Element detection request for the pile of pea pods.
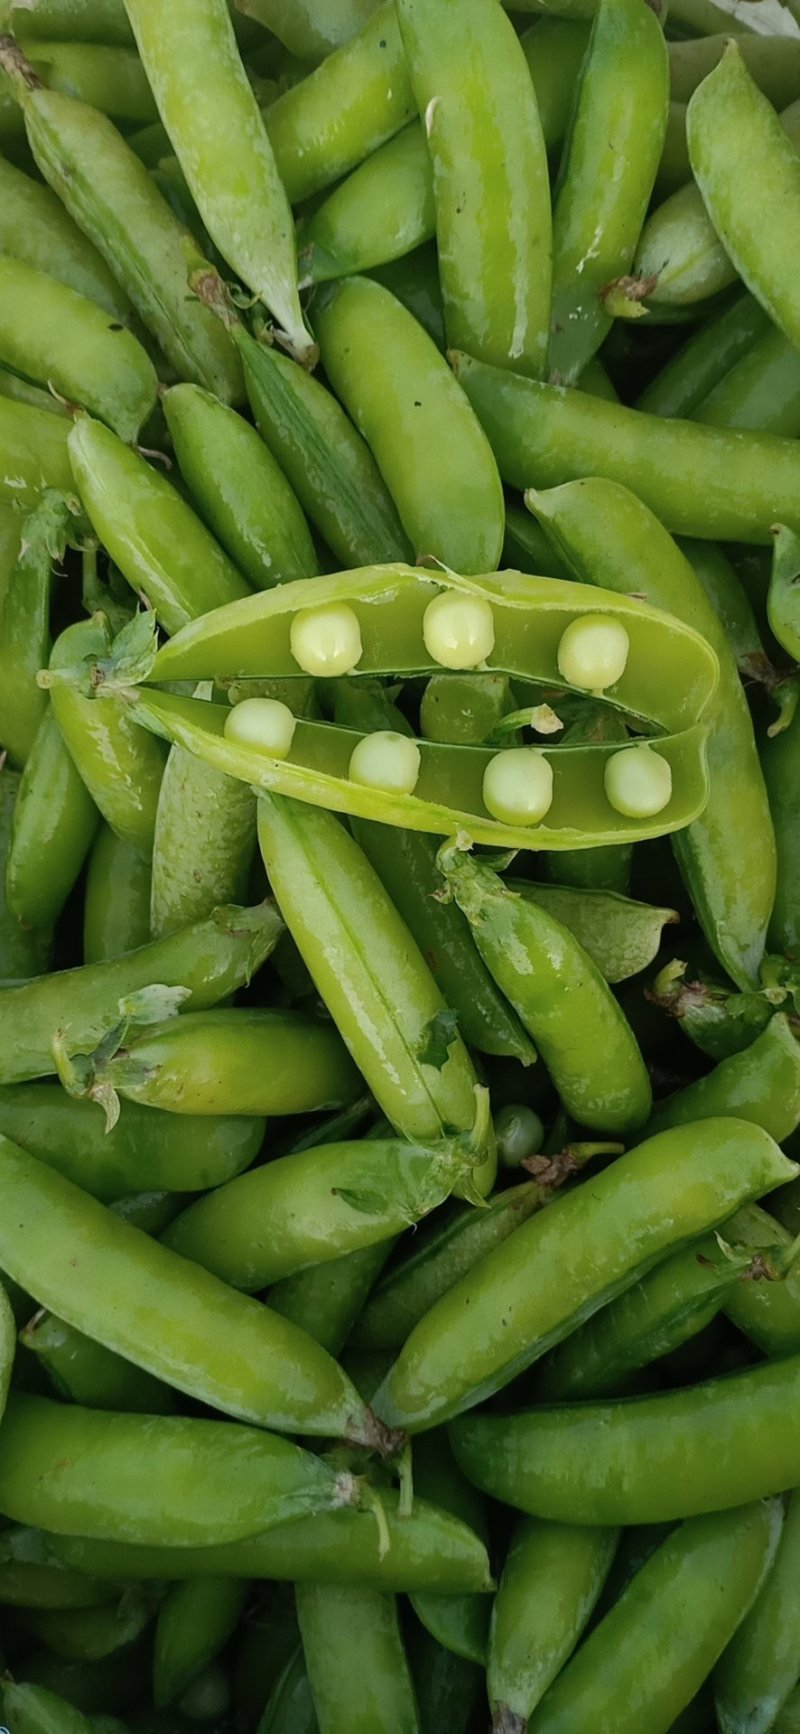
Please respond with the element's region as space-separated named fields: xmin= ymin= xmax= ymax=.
xmin=4 ymin=0 xmax=800 ymax=1729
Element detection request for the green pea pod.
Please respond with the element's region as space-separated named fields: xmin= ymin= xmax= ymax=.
xmin=488 ymin=1520 xmax=618 ymax=1731
xmin=670 ymin=34 xmax=800 ymax=108
xmin=0 ymin=1080 xmax=263 ymax=1197
xmin=151 ymin=686 xmax=257 ymax=940
xmin=767 ymin=526 xmax=800 ymax=664
xmin=67 ymin=421 xmax=250 ymax=637
xmin=373 ymin=1120 xmax=796 ymax=1433
xmin=124 ymin=0 xmax=313 ymax=363
xmin=297 ymin=1584 xmax=418 ymax=1734
xmin=84 ymin=826 xmax=151 ymax=963
xmin=163 ymin=385 xmax=318 ymax=592
xmin=409 ymin=1430 xmax=490 ymax=1667
xmin=369 ymin=244 xmax=445 ymax=350
xmin=695 ymin=328 xmax=800 ymax=438
xmin=20 ymin=1310 xmax=176 ymax=1414
xmin=654 ymin=99 xmax=690 ymax=201
xmin=12 ymin=1643 xmax=150 ymax=1717
xmin=397 ymin=0 xmax=551 ymax=379
xmin=0 ymin=763 xmax=52 ymax=980
xmin=0 ymin=154 xmax=130 ymax=317
xmin=301 ymin=125 xmax=433 ymax=286
xmin=0 ymin=1392 xmax=358 ymax=1545
xmin=502 ymin=504 xmax=573 ymax=581
xmin=763 ymin=707 xmax=800 ymax=959
xmin=410 ymin=1625 xmax=482 ymax=1734
xmin=0 ymin=396 xmax=73 ymax=507
xmin=721 ymin=1203 xmax=800 ymax=1360
xmin=154 ymin=1577 xmax=247 ymax=1708
xmin=19 ymin=1588 xmax=158 ymax=1661
xmin=0 ymin=54 xmax=244 ymax=402
xmin=549 ymin=0 xmax=668 ymax=382
xmin=714 ymin=1488 xmax=800 ymax=1734
xmin=48 ymin=1490 xmax=493 ymax=1592
xmin=513 ymin=883 xmax=677 ymax=984
xmin=256 ymin=1645 xmax=317 ymax=1734
xmin=19 ymin=37 xmax=156 ymax=124
xmin=681 ymin=537 xmax=798 ymax=739
xmin=418 ymin=670 xmax=516 ymax=745
xmin=238 ymin=0 xmax=378 ymax=60
xmin=453 ymin=350 xmax=800 ymax=546
xmin=269 ymin=1240 xmax=395 ymax=1356
xmin=315 ymin=275 xmax=504 ymax=572
xmin=0 ymin=490 xmax=71 ymax=768
xmin=519 ymin=18 xmax=589 ymax=153
xmin=0 ymin=1278 xmax=13 ymax=1423
xmin=3 ymin=0 xmax=134 ymax=44
xmin=439 ymin=844 xmax=652 ymax=1134
xmin=108 ymin=1189 xmax=187 ymax=1236
xmin=1 ymin=1682 xmax=109 ymax=1734
xmin=0 ymin=1528 xmax=113 ymax=1611
xmin=0 ymin=1137 xmax=384 ymax=1445
xmin=451 ymin=1358 xmax=800 ymax=1525
xmin=0 ymin=897 xmax=282 ymax=1084
xmin=8 ymin=707 xmax=99 ymax=935
xmin=646 ymin=1016 xmax=800 ymax=1144
xmin=636 ymin=295 xmax=770 ymax=420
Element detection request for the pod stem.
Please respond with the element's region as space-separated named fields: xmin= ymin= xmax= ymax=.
xmin=523 ymin=1142 xmax=623 ymax=1192
xmin=0 ymin=33 xmax=42 ymax=97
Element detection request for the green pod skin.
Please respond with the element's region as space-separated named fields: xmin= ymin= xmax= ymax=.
xmin=264 ymin=3 xmax=414 ymax=205
xmin=20 ymin=1310 xmax=176 ymax=1414
xmin=450 ymin=1358 xmax=800 ymax=1526
xmin=0 ymin=257 xmax=156 ymax=442
xmin=1 ymin=1682 xmax=108 ymax=1734
xmin=163 ymin=385 xmax=318 ymax=592
xmin=0 ymin=897 xmax=282 ymax=1084
xmin=164 ymin=1134 xmax=475 ymax=1289
xmin=19 ymin=39 xmax=156 ymax=128
xmin=409 ymin=1430 xmax=490 ymax=1667
xmin=154 ymin=1577 xmax=247 ymax=1708
xmin=301 ymin=124 xmax=435 ymax=285
xmin=0 ymin=1528 xmax=113 ymax=1610
xmin=0 ymin=395 xmax=72 ymax=506
xmin=549 ymin=0 xmax=668 ymax=383
xmin=519 ymin=19 xmax=589 ymax=154
xmin=48 ymin=1491 xmax=494 ymax=1593
xmin=269 ymin=1239 xmax=395 ymax=1356
xmin=0 ymin=1392 xmax=354 ymax=1546
xmin=654 ymin=100 xmax=690 ymax=202
xmin=0 ymin=1137 xmax=380 ymax=1444
xmin=68 ymin=419 xmax=250 ymax=638
xmin=6 ymin=74 xmax=244 ymax=402
xmin=238 ymin=324 xmax=411 ymax=569
xmin=763 ymin=707 xmax=800 ymax=959
xmin=695 ymin=326 xmax=800 ymax=438
xmin=369 ymin=244 xmax=445 ymax=350
xmin=527 ymin=477 xmax=774 ymax=988
xmin=513 ymin=882 xmax=676 ymax=985
xmin=6 ymin=709 xmax=98 ymax=933
xmin=768 ymin=525 xmax=800 ymax=666
xmin=721 ymin=1203 xmax=800 ymax=1360
xmin=238 ymin=0 xmax=378 ymax=61
xmin=0 ymin=1082 xmax=263 ymax=1198
xmin=19 ymin=1590 xmax=158 ymax=1661
xmin=257 ymin=1646 xmax=319 ymax=1734
xmin=488 ymin=1520 xmax=619 ymax=1731
xmin=373 ymin=1120 xmax=796 ymax=1434
xmin=257 ymin=794 xmax=494 ymax=1188
xmin=0 ymin=1278 xmax=13 ymax=1424
xmin=297 ymin=1584 xmax=419 ymax=1734
xmin=502 ymin=504 xmax=573 ymax=580
xmin=418 ymin=670 xmax=515 ymax=745
xmin=3 ymin=0 xmax=134 ymax=43
xmin=0 ymin=154 xmax=130 ymax=318
xmin=440 ymin=846 xmax=652 ymax=1135
xmin=453 ymin=350 xmax=800 ymax=547
xmin=524 ymin=1505 xmax=782 ymax=1734
xmin=397 ymin=0 xmax=551 ymax=379
xmin=123 ymin=0 xmax=312 ymax=363
xmin=0 ymin=489 xmax=67 ymax=769
xmin=151 ymin=692 xmax=256 ymax=940
xmin=0 ymin=765 xmax=52 ymax=979
xmin=48 ymin=619 xmax=165 ymax=859
xmin=314 ymin=275 xmax=504 ymax=572
xmin=669 ymin=35 xmax=800 ymax=108
xmin=410 ymin=1626 xmax=482 ymax=1734
xmin=688 ymin=53 xmax=800 ymax=353
xmin=84 ymin=825 xmax=151 ymax=964
xmin=108 ymin=1189 xmax=187 ymax=1235
xmin=0 ymin=368 xmax=72 ymax=418
xmin=646 ymin=1015 xmax=800 ymax=1144
xmin=636 ymin=295 xmax=770 ymax=420
xmin=82 ymin=1006 xmax=363 ymax=1119
xmin=678 ymin=538 xmax=797 ymax=738
xmin=715 ymin=1489 xmax=800 ymax=1734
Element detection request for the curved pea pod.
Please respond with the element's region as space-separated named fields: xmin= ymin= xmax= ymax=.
xmin=518 ymin=18 xmax=589 ymax=153
xmin=6 ymin=708 xmax=99 ymax=933
xmin=256 ymin=1645 xmax=317 ymax=1734
xmin=0 ymin=763 xmax=52 ymax=979
xmin=315 ymin=275 xmax=504 ymax=572
xmin=513 ymin=882 xmax=677 ymax=984
xmin=0 ymin=897 xmax=282 ymax=1084
xmin=238 ymin=0 xmax=378 ymax=60
xmin=409 ymin=1430 xmax=490 ymax=1667
xmin=681 ymin=536 xmax=799 ymax=739
xmin=0 ymin=490 xmax=69 ymax=769
xmin=18 ymin=36 xmax=155 ymax=122
xmin=297 ymin=1584 xmax=418 ymax=1734
xmin=0 ymin=154 xmax=130 ymax=318
xmin=163 ymin=385 xmax=318 ymax=593
xmin=151 ymin=686 xmax=256 ymax=941
xmin=453 ymin=351 xmax=800 ymax=547
xmin=714 ymin=1488 xmax=800 ymax=1734
xmin=373 ymin=1120 xmax=797 ymax=1434
xmin=20 ymin=1310 xmax=176 ymax=1414
xmin=0 ymin=1392 xmax=358 ymax=1546
xmin=763 ymin=709 xmax=800 ymax=960
xmin=439 ymin=844 xmax=652 ymax=1134
xmin=0 ymin=1137 xmax=386 ymax=1445
xmin=549 ymin=0 xmax=668 ymax=382
xmin=397 ymin=0 xmax=551 ymax=379
xmin=646 ymin=1015 xmax=800 ymax=1144
xmin=19 ymin=1587 xmax=158 ymax=1661
xmin=154 ymin=1577 xmax=247 ymax=1708
xmin=369 ymin=244 xmax=445 ymax=350
xmin=0 ymin=1527 xmax=114 ymax=1611
xmin=528 ymin=477 xmax=774 ymax=989
xmin=301 ymin=125 xmax=434 ymax=286
xmin=636 ymin=295 xmax=770 ymax=421
xmin=124 ymin=0 xmax=312 ymax=363
xmin=84 ymin=826 xmax=151 ymax=963
xmin=695 ymin=328 xmax=800 ymax=439
xmin=767 ymin=525 xmax=800 ymax=665
xmin=488 ymin=1521 xmax=618 ymax=1731
xmin=1 ymin=1682 xmax=114 ymax=1734
xmin=0 ymin=396 xmax=72 ymax=506
xmin=670 ymin=34 xmax=800 ymax=108
xmin=3 ymin=0 xmax=134 ymax=45
xmin=269 ymin=1239 xmax=395 ymax=1357
xmin=720 ymin=1203 xmax=800 ymax=1359
xmin=48 ymin=1490 xmax=494 ymax=1593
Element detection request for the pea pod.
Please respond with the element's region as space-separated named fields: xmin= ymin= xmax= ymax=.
xmin=763 ymin=707 xmax=800 ymax=960
xmin=669 ymin=34 xmax=800 ymax=108
xmin=20 ymin=1310 xmax=176 ymax=1414
xmin=409 ymin=1429 xmax=490 ymax=1667
xmin=514 ymin=882 xmax=676 ymax=984
xmin=681 ymin=537 xmax=798 ymax=739
xmin=151 ymin=686 xmax=256 ymax=940
xmin=646 ymin=1016 xmax=800 ymax=1144
xmin=714 ymin=1488 xmax=800 ymax=1734
xmin=84 ymin=826 xmax=151 ymax=963
xmin=0 ymin=396 xmax=72 ymax=507
xmin=124 ymin=0 xmax=313 ymax=362
xmin=695 ymin=328 xmax=800 ymax=439
xmin=301 ymin=125 xmax=435 ymax=286
xmin=488 ymin=1521 xmax=618 ymax=1731
xmin=439 ymin=844 xmax=652 ymax=1134
xmin=719 ymin=1203 xmax=800 ymax=1360
xmin=257 ymin=1645 xmax=317 ymax=1734
xmin=0 ymin=1393 xmax=357 ymax=1546
xmin=0 ymin=1528 xmax=113 ymax=1611
xmin=7 ymin=709 xmax=99 ymax=933
xmin=767 ymin=525 xmax=800 ymax=666
xmin=15 ymin=40 xmax=157 ymax=129
xmin=0 ymin=897 xmax=282 ymax=1084
xmin=3 ymin=0 xmax=134 ymax=44
xmin=0 ymin=153 xmax=130 ymax=318
xmin=0 ymin=489 xmax=69 ymax=769
xmin=373 ymin=1120 xmax=796 ymax=1433
xmin=0 ymin=1278 xmax=13 ymax=1423
xmin=369 ymin=245 xmax=445 ymax=350
xmin=410 ymin=1625 xmax=482 ymax=1734
xmin=269 ymin=1240 xmax=395 ymax=1357
xmin=0 ymin=762 xmax=52 ymax=980
xmin=297 ymin=1584 xmax=418 ymax=1734
xmin=154 ymin=1577 xmax=247 ymax=1708
xmin=636 ymin=294 xmax=770 ymax=420
xmin=315 ymin=276 xmax=504 ymax=572
xmin=19 ymin=1588 xmax=158 ymax=1661
xmin=238 ymin=0 xmax=378 ymax=61
xmin=1 ymin=1682 xmax=115 ymax=1734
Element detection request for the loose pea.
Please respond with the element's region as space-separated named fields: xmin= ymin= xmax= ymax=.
xmin=495 ymin=1104 xmax=545 ymax=1169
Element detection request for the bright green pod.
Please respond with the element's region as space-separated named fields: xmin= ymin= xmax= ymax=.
xmin=315 ymin=275 xmax=504 ymax=572
xmin=151 ymin=686 xmax=256 ymax=941
xmin=0 ymin=396 xmax=72 ymax=506
xmin=374 ymin=1120 xmax=796 ymax=1433
xmin=68 ymin=419 xmax=250 ymax=637
xmin=762 ymin=706 xmax=800 ymax=959
xmin=301 ymin=124 xmax=435 ymax=285
xmin=20 ymin=1310 xmax=176 ymax=1414
xmin=549 ymin=0 xmax=668 ymax=381
xmin=0 ymin=154 xmax=130 ymax=317
xmin=488 ymin=1521 xmax=618 ymax=1730
xmin=7 ymin=709 xmax=98 ymax=934
xmin=0 ymin=762 xmax=52 ymax=980
xmin=512 ymin=882 xmax=676 ymax=984
xmin=3 ymin=0 xmax=134 ymax=44
xmin=721 ymin=1203 xmax=800 ymax=1360
xmin=646 ymin=1015 xmax=800 ymax=1145
xmin=124 ymin=0 xmax=313 ymax=362
xmin=409 ymin=1429 xmax=490 ymax=1666
xmin=636 ymin=295 xmax=770 ymax=420
xmin=715 ymin=1489 xmax=800 ymax=1734
xmin=154 ymin=1577 xmax=247 ymax=1708
xmin=695 ymin=326 xmax=800 ymax=437
xmin=297 ymin=1584 xmax=419 ymax=1734
xmin=439 ymin=845 xmax=652 ymax=1135
xmin=0 ymin=897 xmax=282 ymax=1084
xmin=18 ymin=38 xmax=157 ymax=126
xmin=269 ymin=1240 xmax=395 ymax=1357
xmin=397 ymin=0 xmax=551 ymax=378
xmin=0 ymin=489 xmax=69 ymax=768
xmin=83 ymin=825 xmax=151 ymax=963
xmin=0 ymin=1392 xmax=357 ymax=1546
xmin=163 ymin=384 xmax=318 ymax=591
xmin=238 ymin=0 xmax=378 ymax=60
xmin=669 ymin=34 xmax=800 ymax=107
